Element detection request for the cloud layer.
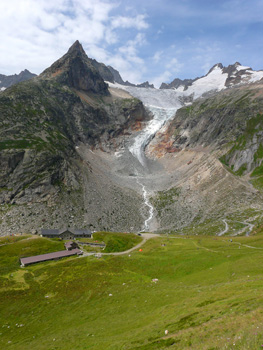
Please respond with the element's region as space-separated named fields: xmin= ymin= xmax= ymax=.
xmin=0 ymin=0 xmax=148 ymax=83
xmin=1 ymin=0 xmax=263 ymax=87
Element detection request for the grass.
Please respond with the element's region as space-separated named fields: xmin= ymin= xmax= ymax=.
xmin=151 ymin=187 xmax=180 ymax=216
xmin=93 ymin=231 xmax=142 ymax=252
xmin=2 ymin=233 xmax=263 ymax=349
xmin=250 ymin=175 xmax=263 ymax=190
xmin=178 ymin=218 xmax=225 ymax=236
xmin=219 ymin=113 xmax=263 ymax=176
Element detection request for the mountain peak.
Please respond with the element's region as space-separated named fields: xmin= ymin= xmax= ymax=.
xmin=40 ymin=41 xmax=109 ymax=94
xmin=67 ymin=40 xmax=86 ymax=56
xmin=207 ymin=63 xmax=223 ymax=75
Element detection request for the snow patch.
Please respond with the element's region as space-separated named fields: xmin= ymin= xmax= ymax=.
xmin=249 ymin=70 xmax=263 ymax=82
xmin=187 ymin=66 xmax=227 ymax=99
xmin=236 ymin=65 xmax=251 ymax=71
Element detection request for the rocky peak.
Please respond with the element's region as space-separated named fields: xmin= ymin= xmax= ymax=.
xmin=67 ymin=40 xmax=86 ymax=56
xmin=0 ymin=69 xmax=36 ymax=89
xmin=137 ymin=81 xmax=155 ymax=88
xmin=160 ymin=78 xmax=195 ymax=90
xmin=207 ymin=63 xmax=223 ymax=75
xmin=40 ymin=40 xmax=109 ymax=95
xmin=108 ymin=65 xmax=125 ymax=84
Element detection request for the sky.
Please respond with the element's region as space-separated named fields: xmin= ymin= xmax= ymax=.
xmin=0 ymin=0 xmax=263 ymax=87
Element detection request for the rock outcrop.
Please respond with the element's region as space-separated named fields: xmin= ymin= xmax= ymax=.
xmin=40 ymin=40 xmax=109 ymax=94
xmin=149 ymin=81 xmax=263 ymax=177
xmin=0 ymin=41 xmax=151 ymax=234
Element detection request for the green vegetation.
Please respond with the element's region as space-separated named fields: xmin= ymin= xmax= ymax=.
xmin=2 ymin=233 xmax=263 ymax=349
xmin=0 ymin=138 xmax=48 ymax=151
xmin=220 ymin=114 xmax=263 ymax=176
xmin=179 ymin=218 xmax=225 ymax=236
xmin=250 ymin=175 xmax=263 ymax=190
xmin=251 ymin=164 xmax=263 ymax=177
xmin=93 ymin=231 xmax=142 ymax=253
xmin=253 ymin=143 xmax=263 ymax=162
xmin=151 ymin=187 xmax=180 ymax=216
xmin=235 ymin=163 xmax=247 ymax=176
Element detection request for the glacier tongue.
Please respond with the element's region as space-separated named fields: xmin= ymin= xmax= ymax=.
xmin=108 ymin=66 xmax=230 ymax=165
xmin=106 ymin=63 xmax=263 ymax=230
xmin=119 ymin=85 xmax=185 ymax=109
xmin=129 ymin=106 xmax=178 ymax=165
xmin=119 ymin=85 xmax=184 ymax=166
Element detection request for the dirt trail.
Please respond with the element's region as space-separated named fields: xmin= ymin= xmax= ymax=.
xmin=218 ymin=219 xmax=229 ymax=236
xmin=217 ymin=218 xmax=255 ymax=237
xmin=80 ymin=233 xmax=159 ymax=258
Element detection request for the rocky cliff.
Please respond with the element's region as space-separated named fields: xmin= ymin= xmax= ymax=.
xmin=144 ymin=81 xmax=263 ymax=231
xmin=150 ymin=81 xmax=263 ymax=174
xmin=0 ymin=41 xmax=150 ymax=234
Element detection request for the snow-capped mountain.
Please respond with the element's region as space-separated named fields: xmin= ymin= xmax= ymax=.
xmin=108 ymin=62 xmax=263 ymax=107
xmin=160 ymin=62 xmax=263 ymax=97
xmin=107 ymin=61 xmax=263 ymax=169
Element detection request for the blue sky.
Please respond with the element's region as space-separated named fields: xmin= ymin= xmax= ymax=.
xmin=0 ymin=0 xmax=263 ymax=87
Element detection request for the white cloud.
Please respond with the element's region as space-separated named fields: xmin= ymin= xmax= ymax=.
xmin=0 ymin=0 xmax=148 ymax=81
xmin=119 ymin=34 xmax=145 ymax=62
xmin=166 ymin=58 xmax=179 ymax=70
xmin=151 ymin=71 xmax=173 ymax=88
xmin=152 ymin=51 xmax=163 ymax=63
xmin=111 ymin=14 xmax=148 ymax=30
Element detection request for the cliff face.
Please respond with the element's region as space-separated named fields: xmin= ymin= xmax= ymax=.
xmin=40 ymin=40 xmax=110 ymax=94
xmin=150 ymin=82 xmax=263 ymax=175
xmin=0 ymin=42 xmax=150 ymax=234
xmin=142 ymin=82 xmax=263 ymax=232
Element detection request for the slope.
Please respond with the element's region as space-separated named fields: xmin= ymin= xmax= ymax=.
xmin=2 ymin=234 xmax=263 ymax=349
xmin=146 ymin=81 xmax=263 ymax=231
xmin=0 ymin=41 xmax=151 ymax=234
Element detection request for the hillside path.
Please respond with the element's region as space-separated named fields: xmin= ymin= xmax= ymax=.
xmin=80 ymin=233 xmax=160 ymax=257
xmin=217 ymin=219 xmax=229 ymax=236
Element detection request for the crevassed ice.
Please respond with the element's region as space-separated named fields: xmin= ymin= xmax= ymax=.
xmin=129 ymin=106 xmax=177 ymax=165
xmin=107 ymin=65 xmax=263 ymax=165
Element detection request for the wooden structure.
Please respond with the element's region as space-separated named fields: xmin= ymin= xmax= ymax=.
xmin=41 ymin=228 xmax=92 ymax=240
xmin=64 ymin=241 xmax=79 ymax=250
xmin=20 ymin=249 xmax=83 ymax=267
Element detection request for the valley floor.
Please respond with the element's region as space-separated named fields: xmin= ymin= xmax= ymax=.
xmin=2 ymin=233 xmax=263 ymax=349
xmin=78 ymin=143 xmax=263 ymax=233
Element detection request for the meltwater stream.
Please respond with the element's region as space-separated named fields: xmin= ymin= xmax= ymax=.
xmin=120 ymin=86 xmax=185 ymax=231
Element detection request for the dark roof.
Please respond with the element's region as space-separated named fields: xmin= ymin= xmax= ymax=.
xmin=72 ymin=229 xmax=92 ymax=235
xmin=41 ymin=228 xmax=92 ymax=236
xmin=41 ymin=229 xmax=61 ymax=235
xmin=20 ymin=249 xmax=82 ymax=266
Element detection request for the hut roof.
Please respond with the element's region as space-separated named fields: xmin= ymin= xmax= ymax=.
xmin=20 ymin=249 xmax=82 ymax=266
xmin=41 ymin=228 xmax=91 ymax=236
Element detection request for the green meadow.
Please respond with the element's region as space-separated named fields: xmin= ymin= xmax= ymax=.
xmin=1 ymin=232 xmax=263 ymax=349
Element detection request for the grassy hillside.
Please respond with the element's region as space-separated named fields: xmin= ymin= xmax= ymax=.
xmin=1 ymin=233 xmax=263 ymax=349
xmin=93 ymin=231 xmax=142 ymax=252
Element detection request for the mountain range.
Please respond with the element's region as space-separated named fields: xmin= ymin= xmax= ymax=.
xmin=1 ymin=40 xmax=263 ymax=234
xmin=0 ymin=69 xmax=36 ymax=91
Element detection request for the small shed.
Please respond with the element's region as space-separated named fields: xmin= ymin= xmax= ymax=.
xmin=64 ymin=241 xmax=79 ymax=250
